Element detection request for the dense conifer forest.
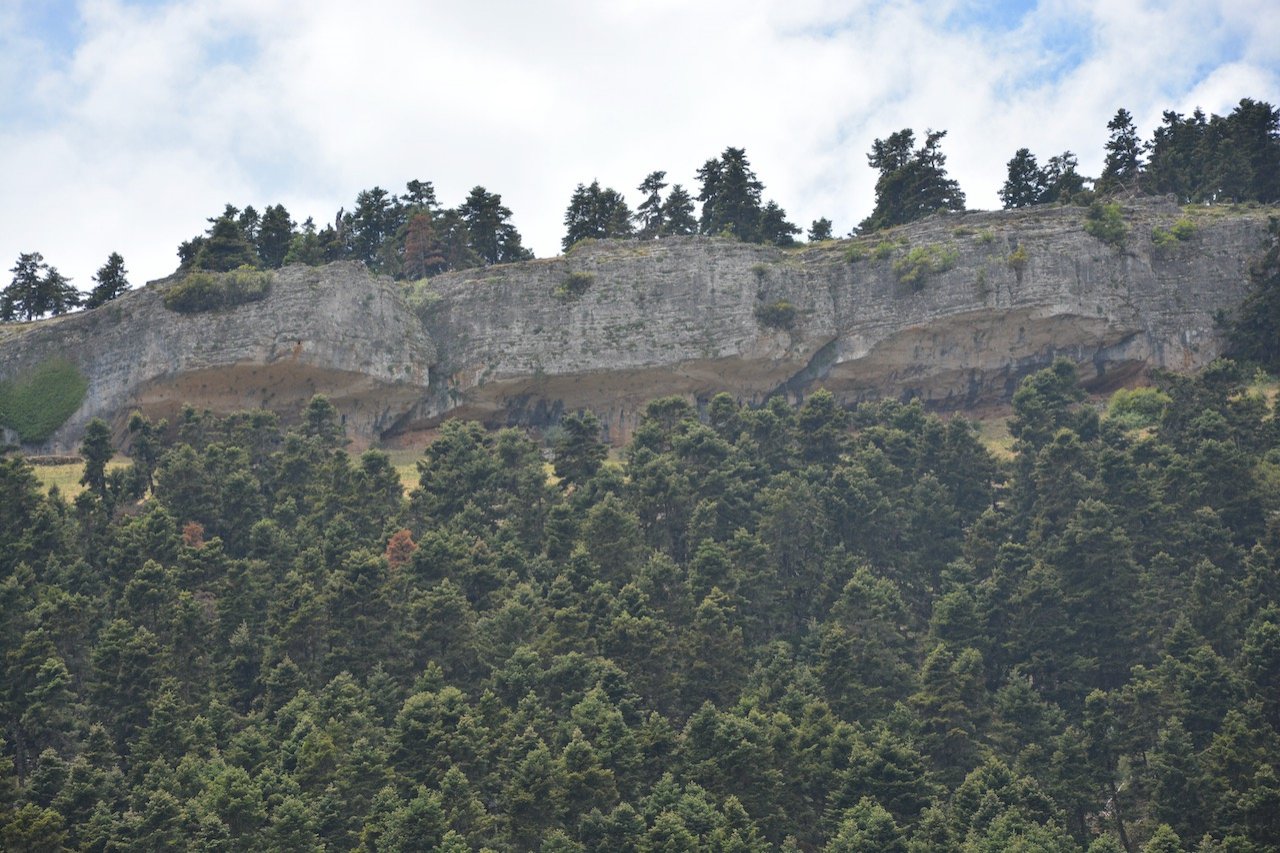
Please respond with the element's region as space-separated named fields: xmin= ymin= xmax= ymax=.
xmin=3 ymin=354 xmax=1280 ymax=851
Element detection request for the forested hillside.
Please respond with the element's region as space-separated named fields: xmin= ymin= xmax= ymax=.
xmin=2 ymin=361 xmax=1279 ymax=851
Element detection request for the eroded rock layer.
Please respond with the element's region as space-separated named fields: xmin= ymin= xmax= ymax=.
xmin=0 ymin=199 xmax=1272 ymax=451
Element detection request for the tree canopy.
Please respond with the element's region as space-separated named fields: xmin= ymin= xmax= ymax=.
xmin=860 ymin=129 xmax=966 ymax=232
xmin=84 ymin=252 xmax=130 ymax=310
xmin=1 ymin=252 xmax=81 ymax=321
xmin=696 ymin=147 xmax=800 ymax=245
xmin=2 ymin=355 xmax=1279 ymax=849
xmin=562 ymin=180 xmax=635 ymax=251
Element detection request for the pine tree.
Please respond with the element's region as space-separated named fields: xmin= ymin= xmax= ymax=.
xmin=759 ymin=200 xmax=801 ymax=246
xmin=196 ymin=214 xmax=257 ymax=271
xmin=2 ymin=252 xmax=80 ymax=320
xmin=562 ymin=180 xmax=635 ymax=251
xmin=860 ymin=129 xmax=965 ymax=231
xmin=1097 ymin=108 xmax=1143 ymax=194
xmin=1042 ymin=151 xmax=1087 ymax=202
xmin=697 ymin=147 xmax=764 ymax=240
xmin=660 ymin=185 xmax=698 ymax=236
xmin=459 ymin=186 xmax=533 ymax=265
xmin=84 ymin=252 xmax=130 ymax=309
xmin=37 ymin=266 xmax=79 ymax=316
xmin=401 ymin=212 xmax=446 ymax=279
xmin=553 ymin=410 xmax=608 ymax=486
xmin=284 ymin=217 xmax=325 ymax=266
xmin=1 ymin=252 xmax=44 ymax=321
xmin=808 ymin=217 xmax=834 ymax=241
xmin=255 ymin=204 xmax=295 ymax=268
xmin=79 ymin=419 xmax=114 ymax=500
xmin=1000 ymin=148 xmax=1046 ymax=208
xmin=636 ymin=171 xmax=669 ymax=239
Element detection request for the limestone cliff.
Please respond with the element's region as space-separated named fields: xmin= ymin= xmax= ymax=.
xmin=0 ymin=262 xmax=432 ymax=451
xmin=407 ymin=198 xmax=1272 ymax=441
xmin=0 ymin=198 xmax=1273 ymax=451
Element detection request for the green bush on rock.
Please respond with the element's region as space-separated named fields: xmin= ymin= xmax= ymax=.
xmin=163 ymin=267 xmax=273 ymax=314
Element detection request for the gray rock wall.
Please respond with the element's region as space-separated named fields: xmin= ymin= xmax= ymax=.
xmin=411 ymin=199 xmax=1272 ymax=440
xmin=0 ymin=262 xmax=432 ymax=452
xmin=0 ymin=199 xmax=1272 ymax=451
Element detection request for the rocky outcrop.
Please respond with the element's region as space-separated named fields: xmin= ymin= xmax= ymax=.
xmin=0 ymin=198 xmax=1273 ymax=451
xmin=0 ymin=262 xmax=432 ymax=451
xmin=408 ymin=198 xmax=1272 ymax=441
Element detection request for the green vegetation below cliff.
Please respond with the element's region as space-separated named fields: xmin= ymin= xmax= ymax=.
xmin=2 ymin=360 xmax=1279 ymax=851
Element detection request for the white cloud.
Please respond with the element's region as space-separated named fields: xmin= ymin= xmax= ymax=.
xmin=1 ymin=0 xmax=1277 ymax=288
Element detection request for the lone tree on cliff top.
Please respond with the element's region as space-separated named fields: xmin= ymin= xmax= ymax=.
xmin=85 ymin=252 xmax=130 ymax=309
xmin=859 ymin=128 xmax=965 ymax=232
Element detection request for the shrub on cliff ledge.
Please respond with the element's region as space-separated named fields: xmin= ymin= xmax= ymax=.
xmin=1151 ymin=217 xmax=1198 ymax=250
xmin=553 ymin=271 xmax=594 ymax=301
xmin=893 ymin=244 xmax=958 ymax=289
xmin=1084 ymin=201 xmax=1127 ymax=247
xmin=163 ymin=267 xmax=272 ymax=314
xmin=755 ymin=300 xmax=797 ymax=330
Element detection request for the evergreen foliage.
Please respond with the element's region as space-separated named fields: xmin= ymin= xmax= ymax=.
xmin=1097 ymin=108 xmax=1144 ymax=195
xmin=83 ymin=252 xmax=130 ymax=310
xmin=1084 ymin=201 xmax=1128 ymax=247
xmin=808 ymin=218 xmax=834 ymax=242
xmin=2 ymin=252 xmax=81 ymax=321
xmin=659 ymin=185 xmax=698 ymax=237
xmin=195 ymin=211 xmax=259 ymax=272
xmin=1226 ymin=217 xmax=1280 ymax=371
xmin=860 ymin=129 xmax=965 ymax=232
xmin=562 ymin=181 xmax=635 ymax=251
xmin=458 ymin=186 xmax=534 ymax=266
xmin=1000 ymin=149 xmax=1087 ymax=208
xmin=1146 ymin=99 xmax=1280 ymax=203
xmin=635 ymin=171 xmax=669 ymax=239
xmin=0 ymin=363 xmax=1277 ymax=849
xmin=696 ymin=147 xmax=799 ymax=245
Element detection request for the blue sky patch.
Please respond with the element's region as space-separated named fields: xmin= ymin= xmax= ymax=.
xmin=20 ymin=0 xmax=82 ymax=55
xmin=946 ymin=0 xmax=1038 ymax=33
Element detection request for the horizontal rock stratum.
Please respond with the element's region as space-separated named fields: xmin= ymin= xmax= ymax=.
xmin=0 ymin=197 xmax=1274 ymax=451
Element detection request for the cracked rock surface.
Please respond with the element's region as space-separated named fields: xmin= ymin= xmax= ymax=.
xmin=0 ymin=198 xmax=1272 ymax=451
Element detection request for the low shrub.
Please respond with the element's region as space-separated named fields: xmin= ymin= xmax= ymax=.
xmin=1106 ymin=386 xmax=1172 ymax=429
xmin=554 ymin=271 xmax=594 ymax=300
xmin=755 ymin=300 xmax=797 ymax=330
xmin=1007 ymin=245 xmax=1029 ymax=274
xmin=1084 ymin=202 xmax=1127 ymax=247
xmin=0 ymin=358 xmax=88 ymax=443
xmin=163 ymin=267 xmax=272 ymax=314
xmin=1152 ymin=217 xmax=1198 ymax=249
xmin=844 ymin=243 xmax=869 ymax=263
xmin=873 ymin=240 xmax=899 ymax=261
xmin=893 ymin=244 xmax=958 ymax=288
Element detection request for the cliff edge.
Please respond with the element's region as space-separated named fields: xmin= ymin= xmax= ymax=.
xmin=0 ymin=198 xmax=1273 ymax=451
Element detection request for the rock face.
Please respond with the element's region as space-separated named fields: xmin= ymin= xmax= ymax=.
xmin=0 ymin=198 xmax=1273 ymax=451
xmin=0 ymin=262 xmax=432 ymax=451
xmin=409 ymin=198 xmax=1272 ymax=441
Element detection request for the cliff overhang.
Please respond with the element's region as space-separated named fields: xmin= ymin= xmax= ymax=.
xmin=0 ymin=198 xmax=1273 ymax=451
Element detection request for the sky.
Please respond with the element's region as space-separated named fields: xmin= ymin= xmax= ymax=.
xmin=2 ymin=0 xmax=1278 ymax=289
